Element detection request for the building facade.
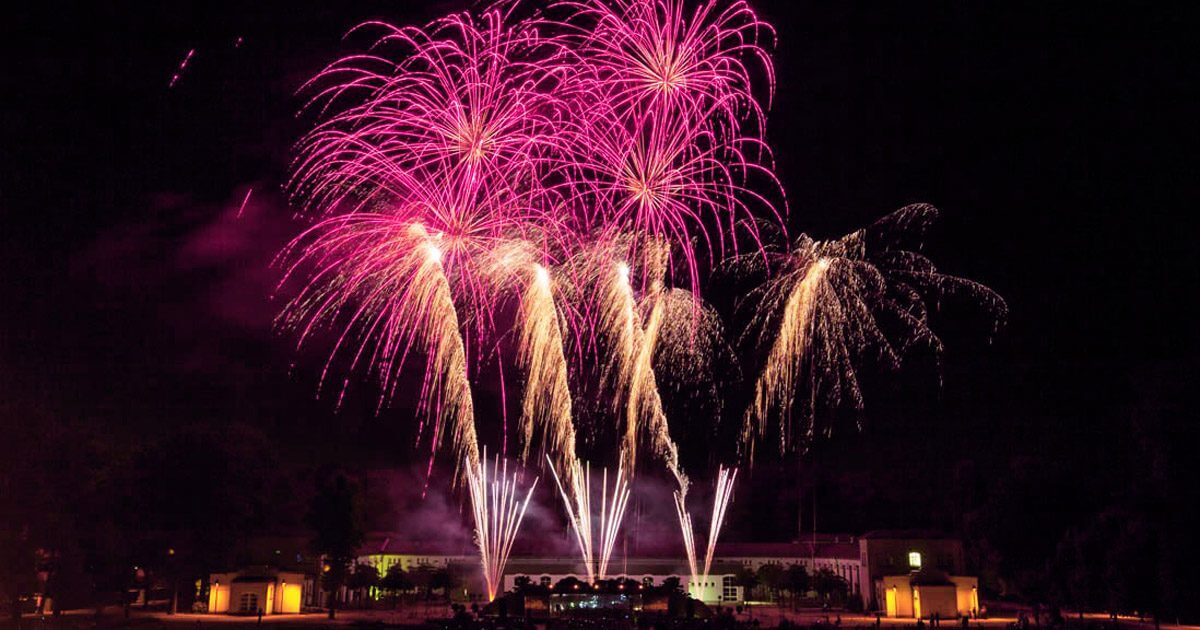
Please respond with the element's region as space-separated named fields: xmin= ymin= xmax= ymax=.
xmin=356 ymin=533 xmax=873 ymax=606
xmin=857 ymin=531 xmax=978 ymax=618
xmin=207 ymin=567 xmax=306 ymax=615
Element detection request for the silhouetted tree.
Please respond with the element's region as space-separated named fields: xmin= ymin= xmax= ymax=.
xmin=306 ymin=473 xmax=364 ymax=619
xmin=757 ymin=564 xmax=785 ymax=602
xmin=347 ymin=563 xmax=379 ymax=607
xmin=785 ymin=564 xmax=810 ymax=603
xmin=812 ymin=568 xmax=848 ymax=603
xmin=734 ymin=567 xmax=759 ymax=598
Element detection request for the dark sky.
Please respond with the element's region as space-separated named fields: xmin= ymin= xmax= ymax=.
xmin=2 ymin=2 xmax=1198 ymax=541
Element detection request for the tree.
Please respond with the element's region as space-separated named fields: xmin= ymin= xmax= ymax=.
xmin=347 ymin=564 xmax=380 ymax=608
xmin=306 ymin=473 xmax=365 ymax=619
xmin=125 ymin=424 xmax=285 ymax=614
xmin=553 ymin=576 xmax=587 ymax=594
xmin=0 ymin=529 xmax=38 ymax=625
xmin=757 ymin=564 xmax=785 ymax=602
xmin=380 ymin=565 xmax=412 ymax=608
xmin=785 ymin=564 xmax=810 ymax=603
xmin=410 ymin=563 xmax=435 ymax=600
xmin=734 ymin=567 xmax=759 ymax=599
xmin=812 ymin=568 xmax=848 ymax=603
xmin=430 ymin=567 xmax=457 ymax=600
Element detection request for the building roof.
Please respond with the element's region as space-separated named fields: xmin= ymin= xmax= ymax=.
xmin=360 ymin=534 xmax=476 ymax=557
xmin=713 ymin=541 xmax=859 ymax=561
xmin=358 ymin=533 xmax=860 ymax=562
xmin=860 ymin=530 xmax=955 ymax=541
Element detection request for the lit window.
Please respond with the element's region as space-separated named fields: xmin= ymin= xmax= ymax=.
xmin=908 ymin=552 xmax=922 ymax=569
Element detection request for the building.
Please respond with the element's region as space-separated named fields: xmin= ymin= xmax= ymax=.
xmin=356 ymin=533 xmax=744 ymax=605
xmin=857 ymin=530 xmax=978 ymax=618
xmin=356 ymin=533 xmax=871 ymax=606
xmin=207 ymin=566 xmax=306 ymax=615
xmin=716 ymin=535 xmax=864 ymax=599
xmin=206 ymin=536 xmax=323 ymax=615
xmin=355 ymin=530 xmax=975 ymax=613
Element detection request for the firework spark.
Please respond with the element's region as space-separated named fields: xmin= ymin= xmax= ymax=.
xmin=553 ymin=0 xmax=775 ymax=141
xmin=168 ymin=48 xmax=194 ymax=88
xmin=517 ymin=261 xmax=578 ymax=468
xmin=702 ymin=466 xmax=737 ymax=579
xmin=236 ymin=187 xmax=254 ymax=218
xmin=277 ymin=219 xmax=479 ymax=474
xmin=549 ymin=457 xmax=634 ymax=582
xmin=595 ymin=245 xmax=688 ymax=493
xmin=548 ymin=457 xmax=595 ymax=582
xmin=596 ymin=464 xmax=633 ymax=580
xmin=467 ymin=450 xmax=538 ymax=601
xmin=740 ymin=204 xmax=1007 ymax=459
xmin=674 ymin=465 xmax=737 ymax=586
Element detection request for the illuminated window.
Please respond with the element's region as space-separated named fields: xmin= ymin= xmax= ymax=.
xmin=908 ymin=552 xmax=922 ymax=569
xmin=723 ymin=576 xmax=738 ymax=601
xmin=239 ymin=593 xmax=259 ymax=613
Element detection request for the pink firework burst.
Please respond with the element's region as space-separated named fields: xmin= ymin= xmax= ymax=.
xmin=289 ymin=9 xmax=570 ymax=225
xmin=554 ymin=0 xmax=775 ymax=136
xmin=279 ymin=7 xmax=582 ymax=460
xmin=547 ymin=0 xmax=782 ymax=295
xmin=556 ymin=95 xmax=780 ymax=296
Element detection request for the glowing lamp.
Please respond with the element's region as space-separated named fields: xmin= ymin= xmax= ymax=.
xmin=908 ymin=552 xmax=922 ymax=569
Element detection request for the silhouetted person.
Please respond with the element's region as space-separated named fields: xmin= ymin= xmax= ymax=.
xmin=962 ymin=615 xmax=970 ymax=630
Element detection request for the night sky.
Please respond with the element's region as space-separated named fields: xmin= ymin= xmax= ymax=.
xmin=3 ymin=0 xmax=1198 ymax=559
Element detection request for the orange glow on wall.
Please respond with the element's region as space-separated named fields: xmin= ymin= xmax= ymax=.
xmin=208 ymin=584 xmax=230 ymax=613
xmin=280 ymin=583 xmax=302 ymax=614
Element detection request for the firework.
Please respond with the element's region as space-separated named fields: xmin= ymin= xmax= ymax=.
xmin=517 ymin=260 xmax=578 ymax=468
xmin=168 ymin=48 xmax=194 ymax=88
xmin=467 ymin=450 xmax=538 ymax=601
xmin=236 ymin=187 xmax=254 ymax=218
xmin=547 ymin=457 xmax=595 ymax=581
xmin=674 ymin=465 xmax=737 ymax=586
xmin=553 ymin=0 xmax=775 ymax=141
xmin=740 ymin=204 xmax=1007 ymax=459
xmin=702 ymin=466 xmax=737 ymax=579
xmin=275 ymin=0 xmax=1007 ymax=602
xmin=288 ymin=9 xmax=577 ymax=347
xmin=290 ymin=11 xmax=568 ymax=224
xmin=277 ymin=219 xmax=479 ymax=474
xmin=596 ymin=464 xmax=633 ymax=580
xmin=672 ymin=488 xmax=699 ymax=582
xmin=546 ymin=456 xmax=632 ymax=582
xmin=593 ymin=244 xmax=688 ymax=493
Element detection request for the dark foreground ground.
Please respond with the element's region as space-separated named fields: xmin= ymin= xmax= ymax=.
xmin=7 ymin=609 xmax=1200 ymax=630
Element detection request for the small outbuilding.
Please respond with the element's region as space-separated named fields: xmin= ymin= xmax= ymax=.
xmin=208 ymin=566 xmax=305 ymax=615
xmin=879 ymin=569 xmax=978 ymax=619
